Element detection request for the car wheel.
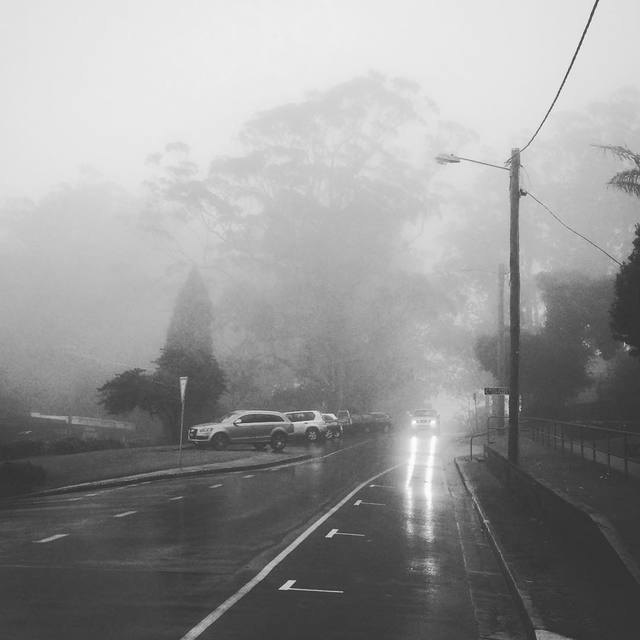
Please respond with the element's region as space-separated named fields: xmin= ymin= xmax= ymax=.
xmin=211 ymin=433 xmax=229 ymax=451
xmin=306 ymin=427 xmax=320 ymax=442
xmin=253 ymin=443 xmax=267 ymax=451
xmin=270 ymin=432 xmax=287 ymax=452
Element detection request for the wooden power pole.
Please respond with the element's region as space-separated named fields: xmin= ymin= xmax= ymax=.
xmin=508 ymin=148 xmax=521 ymax=464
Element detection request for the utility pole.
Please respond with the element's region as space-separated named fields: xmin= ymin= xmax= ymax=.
xmin=508 ymin=149 xmax=521 ymax=464
xmin=496 ymin=262 xmax=506 ymax=429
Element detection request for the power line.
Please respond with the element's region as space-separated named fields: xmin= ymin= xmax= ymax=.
xmin=520 ymin=0 xmax=601 ymax=155
xmin=525 ymin=189 xmax=622 ymax=266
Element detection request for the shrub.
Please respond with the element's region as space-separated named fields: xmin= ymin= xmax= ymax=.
xmin=0 ymin=461 xmax=46 ymax=496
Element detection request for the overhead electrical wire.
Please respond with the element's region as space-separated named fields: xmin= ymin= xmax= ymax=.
xmin=524 ymin=189 xmax=622 ymax=266
xmin=519 ymin=0 xmax=601 ymax=155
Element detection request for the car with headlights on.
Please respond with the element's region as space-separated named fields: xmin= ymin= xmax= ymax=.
xmin=188 ymin=410 xmax=293 ymax=451
xmin=409 ymin=409 xmax=440 ymax=434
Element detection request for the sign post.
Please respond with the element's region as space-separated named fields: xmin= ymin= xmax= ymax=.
xmin=178 ymin=376 xmax=188 ymax=467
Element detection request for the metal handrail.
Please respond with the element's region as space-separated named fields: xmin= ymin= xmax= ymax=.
xmin=469 ymin=427 xmax=502 ymax=461
xmin=522 ymin=416 xmax=640 ymax=479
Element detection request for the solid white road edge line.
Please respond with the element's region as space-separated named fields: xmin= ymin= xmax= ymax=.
xmin=33 ymin=534 xmax=69 ymax=544
xmin=278 ymin=579 xmax=343 ymax=594
xmin=113 ymin=511 xmax=137 ymax=518
xmin=178 ymin=461 xmax=402 ymax=640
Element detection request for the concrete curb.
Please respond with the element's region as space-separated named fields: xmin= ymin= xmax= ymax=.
xmin=454 ymin=456 xmax=540 ymax=640
xmin=27 ymin=454 xmax=313 ymax=497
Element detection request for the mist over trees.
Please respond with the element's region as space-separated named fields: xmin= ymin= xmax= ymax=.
xmin=2 ymin=75 xmax=640 ymax=437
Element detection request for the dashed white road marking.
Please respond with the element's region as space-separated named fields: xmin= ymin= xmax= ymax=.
xmin=209 ymin=483 xmax=223 ymax=489
xmin=65 ymin=497 xmax=83 ymax=502
xmin=242 ymin=474 xmax=255 ymax=479
xmin=34 ymin=534 xmax=69 ymax=544
xmin=84 ymin=493 xmax=99 ymax=497
xmin=353 ymin=499 xmax=385 ymax=507
xmin=325 ymin=528 xmax=365 ymax=539
xmin=113 ymin=510 xmax=137 ymax=518
xmin=178 ymin=462 xmax=401 ymax=640
xmin=369 ymin=483 xmax=395 ymax=489
xmin=169 ymin=496 xmax=184 ymax=501
xmin=278 ymin=579 xmax=343 ymax=594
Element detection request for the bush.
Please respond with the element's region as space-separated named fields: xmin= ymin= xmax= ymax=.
xmin=0 ymin=461 xmax=46 ymax=496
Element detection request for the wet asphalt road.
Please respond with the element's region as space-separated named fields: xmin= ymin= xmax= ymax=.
xmin=0 ymin=433 xmax=527 ymax=639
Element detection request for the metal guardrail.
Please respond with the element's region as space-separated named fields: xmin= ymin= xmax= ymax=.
xmin=523 ymin=416 xmax=640 ymax=479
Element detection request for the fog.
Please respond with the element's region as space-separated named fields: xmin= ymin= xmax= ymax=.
xmin=1 ymin=1 xmax=639 ymax=431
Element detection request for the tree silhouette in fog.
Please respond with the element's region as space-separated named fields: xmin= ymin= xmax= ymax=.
xmin=98 ymin=268 xmax=225 ymax=441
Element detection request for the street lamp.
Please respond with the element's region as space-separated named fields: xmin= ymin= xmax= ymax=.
xmin=436 ymin=149 xmax=521 ymax=465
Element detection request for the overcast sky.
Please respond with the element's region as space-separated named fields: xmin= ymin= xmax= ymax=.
xmin=1 ymin=0 xmax=638 ymax=199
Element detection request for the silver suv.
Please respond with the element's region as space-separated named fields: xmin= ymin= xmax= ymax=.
xmin=284 ymin=410 xmax=329 ymax=442
xmin=188 ymin=410 xmax=293 ymax=451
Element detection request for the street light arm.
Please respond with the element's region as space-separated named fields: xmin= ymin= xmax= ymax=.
xmin=435 ymin=153 xmax=509 ymax=172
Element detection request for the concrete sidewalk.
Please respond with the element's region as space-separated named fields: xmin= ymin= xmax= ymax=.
xmin=457 ymin=432 xmax=640 ymax=640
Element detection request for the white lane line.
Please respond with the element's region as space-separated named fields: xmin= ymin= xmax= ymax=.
xmin=209 ymin=483 xmax=223 ymax=489
xmin=169 ymin=496 xmax=184 ymax=501
xmin=65 ymin=497 xmax=83 ymax=502
xmin=369 ymin=483 xmax=396 ymax=489
xmin=353 ymin=499 xmax=385 ymax=507
xmin=278 ymin=579 xmax=343 ymax=594
xmin=113 ymin=510 xmax=137 ymax=518
xmin=242 ymin=474 xmax=255 ymax=479
xmin=84 ymin=493 xmax=99 ymax=497
xmin=179 ymin=461 xmax=402 ymax=640
xmin=33 ymin=534 xmax=69 ymax=544
xmin=325 ymin=528 xmax=365 ymax=539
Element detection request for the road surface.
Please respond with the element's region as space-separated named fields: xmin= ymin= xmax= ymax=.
xmin=0 ymin=432 xmax=527 ymax=639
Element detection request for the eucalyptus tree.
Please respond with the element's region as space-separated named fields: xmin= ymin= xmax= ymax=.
xmin=144 ymin=74 xmax=463 ymax=410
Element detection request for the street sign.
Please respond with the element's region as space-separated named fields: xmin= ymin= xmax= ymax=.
xmin=484 ymin=386 xmax=509 ymax=395
xmin=179 ymin=376 xmax=188 ymax=403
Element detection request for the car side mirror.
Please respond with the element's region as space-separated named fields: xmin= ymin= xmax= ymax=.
xmin=233 ymin=419 xmax=241 ymax=426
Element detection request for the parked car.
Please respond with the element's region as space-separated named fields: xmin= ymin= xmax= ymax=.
xmin=336 ymin=410 xmax=352 ymax=429
xmin=188 ymin=410 xmax=293 ymax=451
xmin=322 ymin=413 xmax=342 ymax=439
xmin=284 ymin=410 xmax=329 ymax=442
xmin=409 ymin=409 xmax=440 ymax=435
xmin=370 ymin=412 xmax=393 ymax=432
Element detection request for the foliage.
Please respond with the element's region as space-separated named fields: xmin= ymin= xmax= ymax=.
xmin=474 ymin=271 xmax=615 ymax=414
xmin=610 ymin=224 xmax=640 ymax=356
xmin=98 ymin=268 xmax=225 ymax=441
xmin=597 ymin=144 xmax=640 ymax=199
xmin=145 ymin=74 xmax=461 ymax=413
xmin=596 ymin=350 xmax=640 ymax=418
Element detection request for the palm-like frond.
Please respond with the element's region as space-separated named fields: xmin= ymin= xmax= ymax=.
xmin=594 ymin=144 xmax=640 ymax=199
xmin=594 ymin=144 xmax=640 ymax=168
xmin=609 ymin=169 xmax=640 ymax=198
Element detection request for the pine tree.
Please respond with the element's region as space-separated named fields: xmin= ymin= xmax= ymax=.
xmin=98 ymin=268 xmax=225 ymax=441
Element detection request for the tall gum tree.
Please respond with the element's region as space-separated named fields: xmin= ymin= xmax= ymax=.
xmin=144 ymin=74 xmax=470 ymax=412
